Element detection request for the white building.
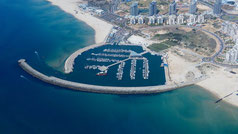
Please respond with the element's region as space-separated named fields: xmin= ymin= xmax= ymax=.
xmin=168 ymin=15 xmax=176 ymax=25
xmin=157 ymin=16 xmax=164 ymax=24
xmin=95 ymin=9 xmax=104 ymax=16
xmin=197 ymin=14 xmax=205 ymax=23
xmin=188 ymin=14 xmax=197 ymax=24
xmin=177 ymin=14 xmax=184 ymax=24
xmin=148 ymin=16 xmax=156 ymax=24
xmin=138 ymin=16 xmax=144 ymax=24
xmin=226 ymin=45 xmax=238 ymax=64
xmin=130 ymin=17 xmax=136 ymax=24
xmin=222 ymin=21 xmax=238 ymax=42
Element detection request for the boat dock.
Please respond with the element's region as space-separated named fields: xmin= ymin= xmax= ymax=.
xmin=130 ymin=59 xmax=136 ymax=80
xmin=116 ymin=62 xmax=125 ymax=80
xmin=143 ymin=59 xmax=149 ymax=79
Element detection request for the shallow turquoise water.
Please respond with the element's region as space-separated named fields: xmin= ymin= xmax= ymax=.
xmin=0 ymin=0 xmax=238 ymax=133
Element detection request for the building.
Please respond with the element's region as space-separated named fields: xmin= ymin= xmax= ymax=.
xmin=157 ymin=16 xmax=164 ymax=24
xmin=130 ymin=2 xmax=139 ymax=16
xmin=221 ymin=21 xmax=238 ymax=42
xmin=149 ymin=1 xmax=157 ymax=16
xmin=169 ymin=1 xmax=177 ymax=15
xmin=95 ymin=9 xmax=104 ymax=16
xmin=189 ymin=0 xmax=197 ymax=14
xmin=138 ymin=16 xmax=144 ymax=24
xmin=197 ymin=14 xmax=205 ymax=23
xmin=130 ymin=17 xmax=136 ymax=24
xmin=177 ymin=14 xmax=184 ymax=24
xmin=148 ymin=16 xmax=156 ymax=24
xmin=168 ymin=15 xmax=176 ymax=25
xmin=213 ymin=0 xmax=222 ymax=15
xmin=188 ymin=14 xmax=197 ymax=24
xmin=226 ymin=46 xmax=238 ymax=64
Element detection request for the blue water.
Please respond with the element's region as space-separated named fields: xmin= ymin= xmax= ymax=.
xmin=0 ymin=0 xmax=238 ymax=134
xmin=69 ymin=45 xmax=165 ymax=86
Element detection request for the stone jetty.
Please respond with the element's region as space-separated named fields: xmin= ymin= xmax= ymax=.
xmin=18 ymin=59 xmax=206 ymax=94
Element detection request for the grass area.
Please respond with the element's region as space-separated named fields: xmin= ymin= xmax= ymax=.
xmin=212 ymin=22 xmax=221 ymax=29
xmin=221 ymin=15 xmax=238 ymax=22
xmin=149 ymin=28 xmax=217 ymax=56
xmin=216 ymin=57 xmax=225 ymax=62
xmin=148 ymin=43 xmax=169 ymax=51
xmin=149 ymin=40 xmax=178 ymax=51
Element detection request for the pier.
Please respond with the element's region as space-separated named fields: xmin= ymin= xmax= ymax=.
xmin=130 ymin=59 xmax=136 ymax=80
xmin=143 ymin=59 xmax=149 ymax=79
xmin=116 ymin=62 xmax=125 ymax=80
xmin=18 ymin=59 xmax=207 ymax=94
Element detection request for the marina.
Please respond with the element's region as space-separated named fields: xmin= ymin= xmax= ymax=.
xmin=62 ymin=44 xmax=167 ymax=86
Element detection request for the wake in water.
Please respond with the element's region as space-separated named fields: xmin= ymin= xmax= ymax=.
xmin=34 ymin=51 xmax=40 ymax=61
xmin=20 ymin=75 xmax=29 ymax=81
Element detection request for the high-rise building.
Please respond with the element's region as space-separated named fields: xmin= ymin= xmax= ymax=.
xmin=177 ymin=14 xmax=184 ymax=24
xmin=168 ymin=15 xmax=176 ymax=25
xmin=213 ymin=0 xmax=222 ymax=15
xmin=157 ymin=16 xmax=164 ymax=24
xmin=197 ymin=14 xmax=205 ymax=23
xmin=130 ymin=2 xmax=139 ymax=16
xmin=138 ymin=16 xmax=144 ymax=24
xmin=169 ymin=1 xmax=177 ymax=15
xmin=148 ymin=16 xmax=156 ymax=24
xmin=130 ymin=16 xmax=136 ymax=24
xmin=188 ymin=14 xmax=197 ymax=24
xmin=189 ymin=0 xmax=197 ymax=14
xmin=149 ymin=1 xmax=157 ymax=16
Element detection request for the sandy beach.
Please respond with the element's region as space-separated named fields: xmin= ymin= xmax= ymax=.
xmin=46 ymin=0 xmax=113 ymax=73
xmin=167 ymin=48 xmax=238 ymax=107
xmin=197 ymin=67 xmax=238 ymax=107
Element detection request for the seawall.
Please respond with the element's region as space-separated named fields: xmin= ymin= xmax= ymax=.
xmin=18 ymin=59 xmax=206 ymax=94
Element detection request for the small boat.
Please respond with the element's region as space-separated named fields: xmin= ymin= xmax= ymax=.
xmin=160 ymin=63 xmax=164 ymax=67
xmin=96 ymin=70 xmax=107 ymax=76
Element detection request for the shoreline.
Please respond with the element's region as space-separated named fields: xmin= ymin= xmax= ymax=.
xmin=166 ymin=48 xmax=238 ymax=107
xmin=196 ymin=66 xmax=238 ymax=107
xmin=46 ymin=0 xmax=113 ymax=44
xmin=45 ymin=0 xmax=238 ymax=107
xmin=46 ymin=0 xmax=113 ymax=73
xmin=196 ymin=84 xmax=238 ymax=108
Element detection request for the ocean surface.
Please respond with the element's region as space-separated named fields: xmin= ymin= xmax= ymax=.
xmin=0 ymin=0 xmax=238 ymax=133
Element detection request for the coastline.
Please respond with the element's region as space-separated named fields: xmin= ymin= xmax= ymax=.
xmin=45 ymin=0 xmax=113 ymax=73
xmin=166 ymin=47 xmax=238 ymax=107
xmin=196 ymin=66 xmax=238 ymax=107
xmin=45 ymin=0 xmax=238 ymax=107
xmin=46 ymin=0 xmax=112 ymax=44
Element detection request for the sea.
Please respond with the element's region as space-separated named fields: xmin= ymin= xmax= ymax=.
xmin=0 ymin=0 xmax=238 ymax=133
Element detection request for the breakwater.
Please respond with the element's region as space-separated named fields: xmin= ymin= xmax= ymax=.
xmin=18 ymin=59 xmax=206 ymax=94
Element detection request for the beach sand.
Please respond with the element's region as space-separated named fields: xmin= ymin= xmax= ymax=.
xmin=197 ymin=67 xmax=238 ymax=107
xmin=46 ymin=0 xmax=113 ymax=73
xmin=167 ymin=48 xmax=238 ymax=107
xmin=167 ymin=49 xmax=202 ymax=83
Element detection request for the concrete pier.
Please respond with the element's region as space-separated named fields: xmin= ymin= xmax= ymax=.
xmin=18 ymin=59 xmax=206 ymax=94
